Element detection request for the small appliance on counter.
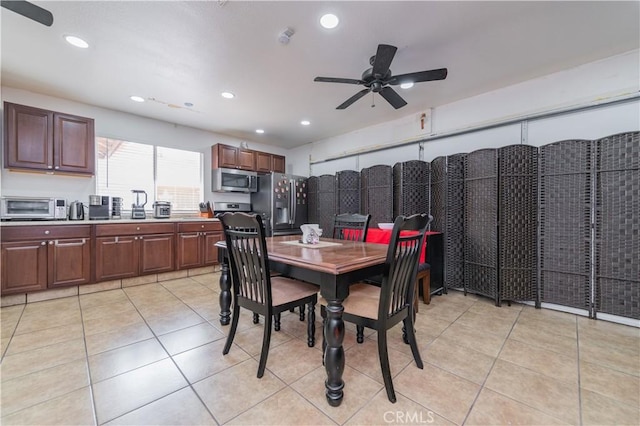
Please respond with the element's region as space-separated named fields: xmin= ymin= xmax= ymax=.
xmin=111 ymin=197 xmax=123 ymax=219
xmin=0 ymin=197 xmax=67 ymax=221
xmin=131 ymin=190 xmax=147 ymax=219
xmin=89 ymin=195 xmax=110 ymax=220
xmin=153 ymin=201 xmax=171 ymax=219
xmin=68 ymin=201 xmax=85 ymax=220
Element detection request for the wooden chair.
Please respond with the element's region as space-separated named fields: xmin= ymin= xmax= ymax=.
xmin=321 ymin=214 xmax=430 ymax=402
xmin=332 ymin=213 xmax=371 ymax=242
xmin=417 ymin=262 xmax=431 ymax=304
xmin=219 ymin=212 xmax=318 ymax=378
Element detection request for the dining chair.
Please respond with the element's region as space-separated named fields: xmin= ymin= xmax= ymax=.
xmin=321 ymin=213 xmax=430 ymax=403
xmin=332 ymin=213 xmax=371 ymax=242
xmin=219 ymin=212 xmax=318 ymax=378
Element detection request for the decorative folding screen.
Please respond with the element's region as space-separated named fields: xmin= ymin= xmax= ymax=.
xmin=307 ymin=176 xmax=318 ymax=225
xmin=335 ymin=170 xmax=361 ymax=214
xmin=361 ymin=165 xmax=393 ymax=227
xmin=317 ymin=174 xmax=337 ymax=237
xmin=393 ymin=160 xmax=430 ymax=219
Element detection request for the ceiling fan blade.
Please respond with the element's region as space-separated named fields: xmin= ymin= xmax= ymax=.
xmin=371 ymin=44 xmax=397 ymax=78
xmin=1 ymin=0 xmax=53 ymax=26
xmin=314 ymin=77 xmax=363 ymax=85
xmin=379 ymin=87 xmax=407 ymax=109
xmin=336 ymin=88 xmax=370 ymax=110
xmin=387 ymin=68 xmax=448 ymax=85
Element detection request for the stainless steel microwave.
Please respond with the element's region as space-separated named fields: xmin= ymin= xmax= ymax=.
xmin=1 ymin=197 xmax=67 ymax=220
xmin=212 ymin=168 xmax=258 ymax=193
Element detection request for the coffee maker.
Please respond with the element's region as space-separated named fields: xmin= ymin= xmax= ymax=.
xmin=111 ymin=197 xmax=123 ymax=220
xmin=89 ymin=195 xmax=110 ymax=220
xmin=131 ymin=190 xmax=147 ymax=219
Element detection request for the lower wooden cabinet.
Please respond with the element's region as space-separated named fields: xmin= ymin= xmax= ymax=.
xmin=177 ymin=222 xmax=223 ymax=269
xmin=1 ymin=226 xmax=91 ymax=295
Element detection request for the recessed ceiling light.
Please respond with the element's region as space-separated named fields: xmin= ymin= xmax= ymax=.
xmin=320 ymin=14 xmax=339 ymax=29
xmin=400 ymin=82 xmax=414 ymax=89
xmin=255 ymin=129 xmax=265 ymax=134
xmin=300 ymin=120 xmax=310 ymax=126
xmin=64 ymin=35 xmax=89 ymax=48
xmin=130 ymin=96 xmax=145 ymax=103
xmin=221 ymin=92 xmax=235 ymax=99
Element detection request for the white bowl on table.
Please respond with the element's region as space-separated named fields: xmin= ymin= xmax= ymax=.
xmin=378 ymin=223 xmax=394 ymax=230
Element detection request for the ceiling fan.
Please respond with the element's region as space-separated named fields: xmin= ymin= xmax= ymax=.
xmin=314 ymin=44 xmax=447 ymax=110
xmin=1 ymin=0 xmax=53 ymax=26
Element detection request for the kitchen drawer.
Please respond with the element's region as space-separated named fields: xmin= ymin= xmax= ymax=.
xmin=177 ymin=221 xmax=221 ymax=233
xmin=95 ymin=223 xmax=175 ymax=237
xmin=1 ymin=225 xmax=91 ymax=242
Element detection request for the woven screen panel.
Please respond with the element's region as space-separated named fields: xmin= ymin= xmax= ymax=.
xmin=361 ymin=165 xmax=393 ymax=227
xmin=595 ymin=131 xmax=640 ymax=319
xmin=498 ymin=145 xmax=538 ymax=303
xmin=446 ymin=154 xmax=466 ymax=290
xmin=317 ymin=174 xmax=336 ymax=237
xmin=539 ymin=139 xmax=592 ymax=310
xmin=393 ymin=160 xmax=430 ymax=219
xmin=307 ymin=176 xmax=319 ymax=224
xmin=336 ymin=170 xmax=361 ymax=214
xmin=464 ymin=149 xmax=498 ymax=302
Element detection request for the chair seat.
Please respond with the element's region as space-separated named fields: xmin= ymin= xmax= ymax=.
xmin=271 ymin=276 xmax=319 ymax=307
xmin=417 ymin=262 xmax=431 ymax=272
xmin=320 ymin=283 xmax=380 ymax=320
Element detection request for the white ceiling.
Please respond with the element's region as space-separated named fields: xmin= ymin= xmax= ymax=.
xmin=2 ymin=1 xmax=639 ymax=149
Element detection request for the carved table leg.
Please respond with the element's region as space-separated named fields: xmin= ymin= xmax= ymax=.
xmin=324 ymin=299 xmax=345 ymax=407
xmin=219 ymin=257 xmax=231 ymax=326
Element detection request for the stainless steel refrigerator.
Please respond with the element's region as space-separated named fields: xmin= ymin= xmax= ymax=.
xmin=251 ymin=172 xmax=308 ymax=236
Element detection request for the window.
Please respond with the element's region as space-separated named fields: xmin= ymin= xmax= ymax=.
xmin=96 ymin=137 xmax=203 ymax=212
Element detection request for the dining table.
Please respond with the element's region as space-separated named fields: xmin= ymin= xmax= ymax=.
xmin=216 ymin=234 xmax=389 ymax=407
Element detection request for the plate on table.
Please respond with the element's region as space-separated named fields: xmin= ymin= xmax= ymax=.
xmin=378 ymin=223 xmax=394 ymax=230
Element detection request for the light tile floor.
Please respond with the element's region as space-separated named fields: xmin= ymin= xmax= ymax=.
xmin=1 ymin=272 xmax=639 ymax=425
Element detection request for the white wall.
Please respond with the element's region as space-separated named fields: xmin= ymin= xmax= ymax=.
xmin=0 ymin=87 xmax=288 ymax=205
xmin=288 ymin=49 xmax=639 ymax=177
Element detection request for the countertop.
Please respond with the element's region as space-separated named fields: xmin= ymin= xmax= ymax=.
xmin=0 ymin=217 xmax=220 ymax=226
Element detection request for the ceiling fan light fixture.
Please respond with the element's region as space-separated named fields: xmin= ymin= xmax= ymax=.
xmin=255 ymin=129 xmax=265 ymax=134
xmin=400 ymin=82 xmax=414 ymax=89
xmin=300 ymin=120 xmax=310 ymax=126
xmin=221 ymin=91 xmax=235 ymax=99
xmin=320 ymin=13 xmax=339 ymax=29
xmin=64 ymin=35 xmax=89 ymax=49
xmin=130 ymin=96 xmax=145 ymax=103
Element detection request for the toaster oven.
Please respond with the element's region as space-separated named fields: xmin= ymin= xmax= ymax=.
xmin=1 ymin=197 xmax=67 ymax=220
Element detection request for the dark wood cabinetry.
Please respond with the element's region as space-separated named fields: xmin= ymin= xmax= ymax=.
xmin=212 ymin=143 xmax=255 ymax=170
xmin=177 ymin=222 xmax=223 ymax=269
xmin=1 ymin=226 xmax=91 ymax=295
xmin=3 ymin=102 xmax=95 ymax=175
xmin=95 ymin=223 xmax=175 ymax=281
xmin=212 ymin=143 xmax=284 ymax=173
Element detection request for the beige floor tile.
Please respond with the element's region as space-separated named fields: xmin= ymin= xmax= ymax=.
xmin=231 ymin=322 xmax=295 ymax=357
xmin=1 ymin=337 xmax=86 ymax=382
xmin=578 ymin=315 xmax=640 ymax=339
xmin=345 ymin=389 xmax=456 ymax=426
xmin=345 ymin=336 xmax=414 ymax=385
xmin=92 ymin=358 xmax=188 ymax=424
xmin=580 ymin=361 xmax=640 ymax=407
xmin=180 ymin=298 xmax=221 ymax=321
xmin=79 ymin=288 xmax=129 ymax=309
xmin=423 ymin=336 xmax=495 ymax=384
xmin=1 ymin=304 xmax=24 ymax=338
xmin=22 ymin=296 xmax=80 ymax=315
xmin=393 ymin=362 xmax=481 ymax=424
xmin=0 ymin=359 xmax=90 ymax=416
xmin=81 ymin=299 xmax=138 ymax=322
xmin=420 ymin=302 xmax=468 ymax=323
xmin=143 ymin=308 xmax=206 ymax=335
xmin=105 ymin=387 xmax=215 ymax=425
xmin=454 ymin=310 xmax=516 ymax=339
xmin=484 ymin=359 xmax=579 ymax=424
xmin=580 ymin=388 xmax=640 ymax=426
xmin=263 ymin=338 xmax=323 ymax=384
xmin=85 ymin=322 xmax=154 ymax=355
xmin=509 ymin=321 xmax=578 ymax=357
xmin=82 ymin=309 xmax=146 ymax=336
xmin=465 ymin=388 xmax=569 ymax=425
xmin=578 ymin=323 xmax=640 ymax=357
xmin=0 ymin=386 xmax=95 ymax=426
xmin=157 ymin=322 xmax=225 ymax=355
xmin=15 ymin=308 xmax=82 ymax=335
xmin=227 ymin=386 xmax=334 ymax=425
xmin=1 ymin=294 xmax=26 ymax=307
xmin=499 ymin=339 xmax=578 ymax=384
xmin=27 ymin=287 xmax=78 ymax=303
xmin=173 ymin=340 xmax=251 ymax=383
xmin=78 ymin=279 xmax=122 ymax=295
xmin=192 ymin=358 xmax=286 ymax=424
xmin=4 ymin=322 xmax=83 ymax=356
xmin=89 ymin=338 xmax=169 ymax=383
xmin=515 ymin=314 xmax=579 ymax=340
xmin=467 ymin=298 xmax=523 ymax=319
xmin=438 ymin=322 xmax=506 ymax=357
xmin=579 ymin=337 xmax=640 ymax=377
xmin=1 ymin=337 xmax=11 ymax=358
xmin=291 ymin=365 xmax=383 ymax=424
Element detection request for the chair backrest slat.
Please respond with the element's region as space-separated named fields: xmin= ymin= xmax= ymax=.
xmin=333 ymin=213 xmax=371 ymax=242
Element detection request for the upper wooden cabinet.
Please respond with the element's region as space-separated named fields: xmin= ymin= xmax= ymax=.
xmin=3 ymin=102 xmax=95 ymax=175
xmin=212 ymin=143 xmax=255 ymax=171
xmin=213 ymin=143 xmax=284 ymax=173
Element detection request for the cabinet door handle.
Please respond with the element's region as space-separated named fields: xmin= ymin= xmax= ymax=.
xmin=54 ymin=166 xmax=60 ymax=170
xmin=115 ymin=236 xmax=119 ymax=243
xmin=41 ymin=241 xmax=46 ymax=246
xmin=139 ymin=236 xmax=143 ymax=240
xmin=50 ymin=240 xmax=55 ymax=245
xmin=47 ymin=165 xmax=53 ymax=169
xmin=44 ymin=230 xmax=50 ymax=235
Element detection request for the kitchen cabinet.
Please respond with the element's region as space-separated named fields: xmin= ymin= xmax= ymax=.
xmin=95 ymin=223 xmax=175 ymax=281
xmin=3 ymin=102 xmax=95 ymax=175
xmin=212 ymin=143 xmax=255 ymax=171
xmin=256 ymin=152 xmax=286 ymax=173
xmin=1 ymin=226 xmax=91 ymax=295
xmin=177 ymin=222 xmax=223 ymax=269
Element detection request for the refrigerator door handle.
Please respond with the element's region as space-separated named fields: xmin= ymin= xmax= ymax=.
xmin=290 ymin=179 xmax=296 ymax=225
